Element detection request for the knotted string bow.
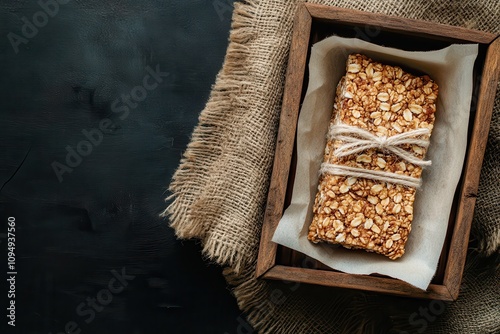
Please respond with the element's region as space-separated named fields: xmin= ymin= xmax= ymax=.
xmin=320 ymin=123 xmax=432 ymax=188
xmin=329 ymin=124 xmax=431 ymax=166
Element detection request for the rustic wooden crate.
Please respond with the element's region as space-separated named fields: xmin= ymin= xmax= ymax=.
xmin=256 ymin=3 xmax=500 ymax=301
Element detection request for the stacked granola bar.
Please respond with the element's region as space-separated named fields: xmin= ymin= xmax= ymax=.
xmin=308 ymin=54 xmax=438 ymax=260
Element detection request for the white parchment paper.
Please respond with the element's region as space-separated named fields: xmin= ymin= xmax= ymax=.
xmin=272 ymin=36 xmax=478 ymax=290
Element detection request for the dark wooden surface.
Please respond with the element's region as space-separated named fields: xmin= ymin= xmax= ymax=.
xmin=0 ymin=1 xmax=246 ymax=333
xmin=256 ymin=3 xmax=499 ymax=300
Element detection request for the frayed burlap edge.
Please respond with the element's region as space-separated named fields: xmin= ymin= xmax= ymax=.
xmin=161 ymin=1 xmax=260 ymax=273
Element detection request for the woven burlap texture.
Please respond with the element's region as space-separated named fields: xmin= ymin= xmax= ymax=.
xmin=164 ymin=1 xmax=500 ymax=333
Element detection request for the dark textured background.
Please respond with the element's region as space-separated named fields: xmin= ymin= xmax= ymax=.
xmin=0 ymin=1 xmax=246 ymax=333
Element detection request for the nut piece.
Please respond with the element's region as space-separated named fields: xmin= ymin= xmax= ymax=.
xmin=371 ymin=224 xmax=381 ymax=234
xmin=333 ymin=220 xmax=343 ymax=232
xmin=376 ymin=158 xmax=387 ymax=169
xmin=377 ymin=92 xmax=390 ymax=102
xmin=351 ymin=217 xmax=363 ymax=227
xmin=371 ymin=184 xmax=384 ymax=193
xmin=391 ymin=103 xmax=402 ymax=112
xmin=413 ymin=145 xmax=424 ymax=155
xmin=364 ymin=218 xmax=374 ymax=229
xmin=348 ymin=63 xmax=361 ymax=73
xmin=356 ymin=154 xmax=372 ymax=163
xmin=393 ymin=193 xmax=402 ymax=203
xmin=391 ymin=234 xmax=401 ymax=241
xmin=409 ymin=104 xmax=423 ymax=114
xmin=380 ymin=103 xmax=391 ymax=111
xmin=367 ymin=196 xmax=378 ymax=205
xmin=403 ymin=109 xmax=413 ymax=122
xmin=339 ymin=184 xmax=350 ymax=193
xmin=392 ymin=122 xmax=403 ymax=133
xmin=335 ymin=233 xmax=346 ymax=243
xmin=373 ymin=71 xmax=382 ymax=81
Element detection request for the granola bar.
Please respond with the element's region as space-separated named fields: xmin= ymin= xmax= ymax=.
xmin=307 ymin=54 xmax=439 ymax=260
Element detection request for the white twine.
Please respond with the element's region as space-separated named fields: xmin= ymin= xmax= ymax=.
xmin=329 ymin=124 xmax=432 ymax=166
xmin=320 ymin=123 xmax=432 ymax=188
xmin=320 ymin=163 xmax=422 ymax=188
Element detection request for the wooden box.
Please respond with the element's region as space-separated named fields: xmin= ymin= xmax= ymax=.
xmin=256 ymin=3 xmax=500 ymax=301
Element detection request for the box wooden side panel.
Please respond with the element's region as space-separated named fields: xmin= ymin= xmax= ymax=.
xmin=264 ymin=266 xmax=454 ymax=300
xmin=444 ymin=37 xmax=500 ymax=300
xmin=256 ymin=5 xmax=312 ymax=277
xmin=305 ymin=3 xmax=497 ymax=44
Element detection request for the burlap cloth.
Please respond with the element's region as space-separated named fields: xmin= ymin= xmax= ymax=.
xmin=164 ymin=1 xmax=500 ymax=333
